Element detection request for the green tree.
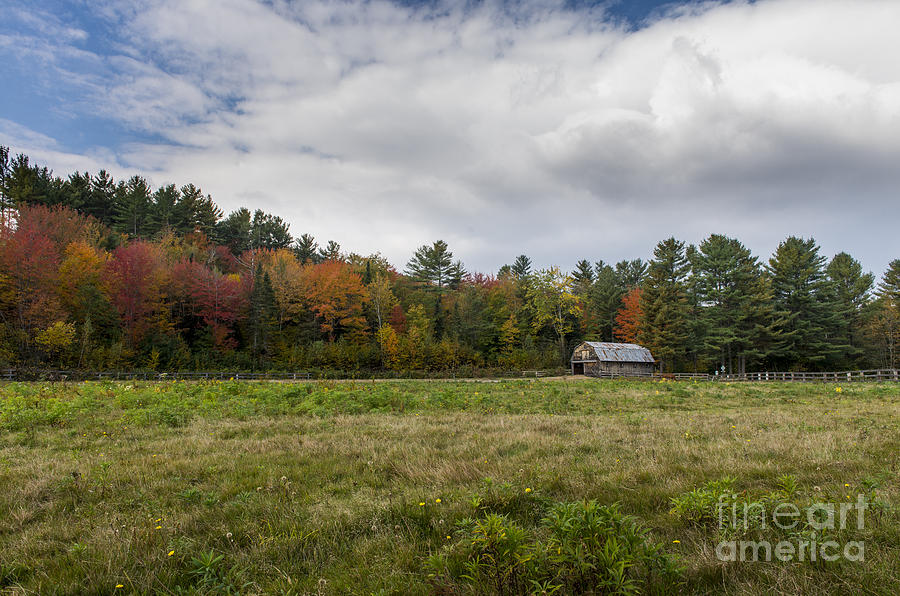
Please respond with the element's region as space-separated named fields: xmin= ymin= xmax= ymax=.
xmin=527 ymin=267 xmax=581 ymax=365
xmin=247 ymin=264 xmax=277 ymax=367
xmin=511 ymin=254 xmax=532 ymax=279
xmin=293 ymin=234 xmax=319 ymax=263
xmin=690 ymin=235 xmax=777 ymax=373
xmin=217 ymin=208 xmax=253 ymax=255
xmin=767 ymin=237 xmax=845 ymax=369
xmin=640 ymin=238 xmax=691 ymax=372
xmin=251 ymin=209 xmax=293 ymax=250
xmin=826 ymin=252 xmax=874 ymax=367
xmin=149 ymin=184 xmax=180 ymax=235
xmin=113 ymin=175 xmax=153 ymax=236
xmin=406 ymin=240 xmax=465 ymax=291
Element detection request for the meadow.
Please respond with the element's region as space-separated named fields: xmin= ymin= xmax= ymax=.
xmin=0 ymin=378 xmax=898 ymax=595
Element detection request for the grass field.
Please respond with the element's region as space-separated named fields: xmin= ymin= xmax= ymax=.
xmin=1 ymin=378 xmax=898 ymax=595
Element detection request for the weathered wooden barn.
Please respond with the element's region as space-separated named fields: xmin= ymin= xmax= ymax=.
xmin=570 ymin=341 xmax=656 ymax=377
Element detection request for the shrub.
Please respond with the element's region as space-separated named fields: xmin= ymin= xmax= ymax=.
xmin=429 ymin=501 xmax=682 ymax=595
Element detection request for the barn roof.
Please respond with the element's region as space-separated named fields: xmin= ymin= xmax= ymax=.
xmin=579 ymin=342 xmax=655 ymax=363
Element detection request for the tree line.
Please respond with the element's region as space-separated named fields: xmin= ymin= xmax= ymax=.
xmin=0 ymin=146 xmax=897 ymax=373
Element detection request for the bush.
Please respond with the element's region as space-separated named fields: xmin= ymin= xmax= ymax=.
xmin=429 ymin=501 xmax=682 ymax=595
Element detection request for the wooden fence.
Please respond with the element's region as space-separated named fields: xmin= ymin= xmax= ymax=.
xmin=2 ymin=368 xmax=898 ymax=383
xmin=0 ymin=369 xmax=313 ymax=382
xmin=0 ymin=368 xmax=565 ymax=382
xmin=586 ymin=369 xmax=900 ymax=382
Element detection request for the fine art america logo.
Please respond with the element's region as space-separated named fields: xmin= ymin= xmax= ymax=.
xmin=715 ymin=494 xmax=867 ymax=562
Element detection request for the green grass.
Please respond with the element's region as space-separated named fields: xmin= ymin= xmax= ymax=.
xmin=1 ymin=379 xmax=898 ymax=594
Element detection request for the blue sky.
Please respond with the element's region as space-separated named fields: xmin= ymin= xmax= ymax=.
xmin=1 ymin=0 xmax=898 ymax=276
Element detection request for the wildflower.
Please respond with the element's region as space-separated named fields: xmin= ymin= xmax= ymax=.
xmin=115 ymin=585 xmax=124 ymax=589
xmin=836 ymin=387 xmax=843 ymax=393
xmin=731 ymin=425 xmax=736 ymax=429
xmin=435 ymin=498 xmax=442 ymax=504
xmin=446 ymin=535 xmax=451 ymax=540
xmin=845 ymin=483 xmax=850 ymax=487
xmin=167 ymin=550 xmax=174 ymax=557
xmin=525 ymin=487 xmax=532 ymax=493
xmin=673 ymin=540 xmax=681 ymax=544
xmin=155 ymin=525 xmax=162 ymax=530
xmin=419 ymin=502 xmax=425 ymax=507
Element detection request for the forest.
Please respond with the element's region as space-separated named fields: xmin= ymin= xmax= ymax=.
xmin=0 ymin=145 xmax=897 ymax=373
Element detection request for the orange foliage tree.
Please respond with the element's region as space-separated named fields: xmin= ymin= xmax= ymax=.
xmin=302 ymin=260 xmax=368 ymax=341
xmin=614 ymin=287 xmax=643 ymax=343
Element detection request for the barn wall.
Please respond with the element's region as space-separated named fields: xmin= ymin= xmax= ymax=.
xmin=585 ymin=361 xmax=654 ymax=377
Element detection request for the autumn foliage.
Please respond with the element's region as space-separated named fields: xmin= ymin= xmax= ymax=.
xmin=614 ymin=287 xmax=643 ymax=343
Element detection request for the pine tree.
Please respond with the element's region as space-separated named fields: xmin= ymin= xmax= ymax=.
xmin=149 ymin=184 xmax=180 ymax=236
xmin=250 ymin=209 xmax=293 ymax=250
xmin=293 ymin=234 xmax=319 ymax=263
xmin=767 ymin=237 xmax=845 ymax=369
xmin=827 ymin=252 xmax=874 ymax=367
xmin=640 ymin=238 xmax=691 ymax=372
xmin=405 ymin=240 xmax=465 ymax=291
xmin=691 ymin=234 xmax=776 ymax=373
xmin=589 ymin=261 xmax=625 ymax=341
xmin=247 ymin=264 xmax=277 ymax=368
xmin=511 ymin=255 xmax=532 ymax=279
xmin=112 ymin=175 xmax=152 ymax=237
xmin=217 ymin=208 xmax=252 ymax=255
xmin=87 ymin=170 xmax=117 ymax=224
xmin=318 ymin=240 xmax=342 ymax=262
xmin=615 ymin=259 xmax=647 ymax=289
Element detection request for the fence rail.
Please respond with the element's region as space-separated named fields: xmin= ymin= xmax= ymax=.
xmin=2 ymin=368 xmax=898 ymax=383
xmin=719 ymin=369 xmax=900 ymax=382
xmin=0 ymin=369 xmax=313 ymax=382
xmin=0 ymin=368 xmax=566 ymax=382
xmin=587 ymin=369 xmax=900 ymax=382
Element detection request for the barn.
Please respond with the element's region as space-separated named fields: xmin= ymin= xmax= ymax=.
xmin=570 ymin=341 xmax=656 ymax=377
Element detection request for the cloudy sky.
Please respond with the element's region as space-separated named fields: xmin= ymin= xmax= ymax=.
xmin=2 ymin=0 xmax=898 ymax=275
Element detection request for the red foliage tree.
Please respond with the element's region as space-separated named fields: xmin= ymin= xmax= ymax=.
xmin=106 ymin=241 xmax=170 ymax=346
xmin=614 ymin=287 xmax=643 ymax=343
xmin=172 ymin=260 xmax=246 ymax=350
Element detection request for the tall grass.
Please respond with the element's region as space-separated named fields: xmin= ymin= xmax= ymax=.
xmin=0 ymin=379 xmax=897 ymax=594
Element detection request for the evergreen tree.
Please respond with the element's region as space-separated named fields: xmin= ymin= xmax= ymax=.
xmin=250 ymin=209 xmax=293 ymax=250
xmin=571 ymin=259 xmax=594 ymax=296
xmin=247 ymin=264 xmax=277 ymax=367
xmin=149 ymin=184 xmax=180 ymax=235
xmin=174 ymin=184 xmax=221 ymax=237
xmin=294 ymin=234 xmax=319 ymax=263
xmin=590 ymin=260 xmax=624 ymax=341
xmin=87 ymin=170 xmax=117 ymax=224
xmin=112 ymin=175 xmax=152 ymax=236
xmin=877 ymin=259 xmax=900 ymax=303
xmin=615 ymin=259 xmax=647 ymax=289
xmin=511 ymin=254 xmax=532 ymax=279
xmin=767 ymin=237 xmax=845 ymax=369
xmin=827 ymin=252 xmax=874 ymax=367
xmin=640 ymin=238 xmax=691 ymax=372
xmin=690 ymin=234 xmax=776 ymax=373
xmin=319 ymin=240 xmax=343 ymax=262
xmin=405 ymin=240 xmax=465 ymax=291
xmin=217 ymin=208 xmax=252 ymax=255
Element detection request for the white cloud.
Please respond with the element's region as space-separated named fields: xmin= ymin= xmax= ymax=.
xmin=7 ymin=0 xmax=900 ymax=274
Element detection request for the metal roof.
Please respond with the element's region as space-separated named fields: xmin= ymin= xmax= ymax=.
xmin=577 ymin=342 xmax=655 ymax=363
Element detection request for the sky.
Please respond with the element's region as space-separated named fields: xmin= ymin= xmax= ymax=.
xmin=2 ymin=0 xmax=899 ymax=277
